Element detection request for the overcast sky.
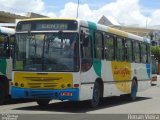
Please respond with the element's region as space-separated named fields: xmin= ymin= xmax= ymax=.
xmin=0 ymin=0 xmax=160 ymax=27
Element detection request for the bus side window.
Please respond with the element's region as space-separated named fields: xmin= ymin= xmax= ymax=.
xmin=0 ymin=35 xmax=10 ymax=58
xmin=80 ymin=31 xmax=92 ymax=72
xmin=10 ymin=35 xmax=16 ymax=58
xmin=141 ymin=43 xmax=147 ymax=63
xmin=94 ymin=32 xmax=103 ymax=59
xmin=133 ymin=41 xmax=141 ymax=63
xmin=126 ymin=39 xmax=133 ymax=62
xmin=116 ymin=37 xmax=125 ymax=61
xmin=104 ymin=34 xmax=114 ymax=60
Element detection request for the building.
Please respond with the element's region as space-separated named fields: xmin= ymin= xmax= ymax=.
xmin=98 ymin=15 xmax=160 ymax=74
xmin=0 ymin=11 xmax=48 ymax=28
xmin=98 ymin=15 xmax=160 ymax=45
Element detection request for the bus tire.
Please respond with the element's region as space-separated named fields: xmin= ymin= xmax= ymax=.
xmin=90 ymin=81 xmax=101 ymax=108
xmin=130 ymin=79 xmax=138 ymax=101
xmin=36 ymin=99 xmax=50 ymax=107
xmin=0 ymin=82 xmax=5 ymax=105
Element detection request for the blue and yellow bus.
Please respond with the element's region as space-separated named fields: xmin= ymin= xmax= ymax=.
xmin=11 ymin=18 xmax=151 ymax=107
xmin=0 ymin=27 xmax=15 ymax=105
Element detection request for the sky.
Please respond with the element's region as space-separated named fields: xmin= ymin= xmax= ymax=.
xmin=0 ymin=0 xmax=160 ymax=27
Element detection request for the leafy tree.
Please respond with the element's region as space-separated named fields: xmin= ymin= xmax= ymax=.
xmin=151 ymin=46 xmax=160 ymax=62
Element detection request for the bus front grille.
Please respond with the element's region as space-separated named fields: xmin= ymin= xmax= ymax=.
xmin=25 ymin=77 xmax=60 ymax=89
xmin=28 ymin=83 xmax=58 ymax=89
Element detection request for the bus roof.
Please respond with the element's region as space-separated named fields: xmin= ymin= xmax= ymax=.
xmin=0 ymin=27 xmax=15 ymax=35
xmin=18 ymin=18 xmax=77 ymax=22
xmin=17 ymin=18 xmax=150 ymax=43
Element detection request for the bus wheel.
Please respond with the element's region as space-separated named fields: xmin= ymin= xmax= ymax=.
xmin=130 ymin=79 xmax=138 ymax=101
xmin=36 ymin=99 xmax=50 ymax=107
xmin=0 ymin=83 xmax=5 ymax=105
xmin=90 ymin=81 xmax=101 ymax=108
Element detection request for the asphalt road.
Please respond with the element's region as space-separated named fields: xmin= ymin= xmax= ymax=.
xmin=0 ymin=76 xmax=160 ymax=120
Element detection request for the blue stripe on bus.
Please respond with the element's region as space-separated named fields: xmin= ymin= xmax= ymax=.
xmin=146 ymin=64 xmax=151 ymax=78
xmin=11 ymin=87 xmax=79 ymax=101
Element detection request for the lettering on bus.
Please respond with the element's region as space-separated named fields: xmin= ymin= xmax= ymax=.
xmin=17 ymin=20 xmax=78 ymax=31
xmin=36 ymin=23 xmax=68 ymax=30
xmin=113 ymin=67 xmax=130 ymax=78
xmin=111 ymin=61 xmax=131 ymax=81
xmin=111 ymin=61 xmax=132 ymax=93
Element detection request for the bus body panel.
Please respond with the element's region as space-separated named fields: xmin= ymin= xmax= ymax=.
xmin=11 ymin=18 xmax=151 ymax=103
xmin=12 ymin=71 xmax=80 ymax=101
xmin=11 ymin=87 xmax=79 ymax=101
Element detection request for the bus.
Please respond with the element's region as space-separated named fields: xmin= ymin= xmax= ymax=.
xmin=11 ymin=18 xmax=151 ymax=107
xmin=0 ymin=27 xmax=15 ymax=105
xmin=151 ymin=55 xmax=158 ymax=85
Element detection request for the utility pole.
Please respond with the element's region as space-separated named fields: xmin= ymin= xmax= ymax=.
xmin=76 ymin=0 xmax=79 ymax=18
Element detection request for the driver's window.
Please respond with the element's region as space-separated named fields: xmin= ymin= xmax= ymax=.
xmin=80 ymin=28 xmax=92 ymax=72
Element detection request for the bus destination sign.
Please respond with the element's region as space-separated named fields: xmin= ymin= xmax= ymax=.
xmin=36 ymin=23 xmax=68 ymax=30
xmin=17 ymin=20 xmax=78 ymax=31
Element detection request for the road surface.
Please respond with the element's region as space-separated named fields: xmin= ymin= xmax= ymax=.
xmin=0 ymin=76 xmax=160 ymax=120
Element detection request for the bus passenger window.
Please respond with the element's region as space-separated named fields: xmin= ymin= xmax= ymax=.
xmin=141 ymin=43 xmax=147 ymax=63
xmin=133 ymin=42 xmax=141 ymax=63
xmin=95 ymin=32 xmax=103 ymax=59
xmin=104 ymin=34 xmax=114 ymax=60
xmin=10 ymin=35 xmax=16 ymax=58
xmin=116 ymin=37 xmax=125 ymax=61
xmin=126 ymin=40 xmax=133 ymax=62
xmin=0 ymin=36 xmax=9 ymax=58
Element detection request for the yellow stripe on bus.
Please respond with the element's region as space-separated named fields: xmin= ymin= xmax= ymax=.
xmin=108 ymin=27 xmax=128 ymax=38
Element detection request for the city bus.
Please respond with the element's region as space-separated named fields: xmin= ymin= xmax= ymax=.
xmin=11 ymin=18 xmax=151 ymax=107
xmin=0 ymin=26 xmax=15 ymax=105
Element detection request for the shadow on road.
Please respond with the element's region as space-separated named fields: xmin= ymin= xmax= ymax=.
xmin=2 ymin=99 xmax=34 ymax=105
xmin=13 ymin=96 xmax=151 ymax=113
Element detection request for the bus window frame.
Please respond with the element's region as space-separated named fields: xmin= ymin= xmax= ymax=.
xmin=125 ymin=38 xmax=134 ymax=62
xmin=0 ymin=34 xmax=12 ymax=59
xmin=115 ymin=36 xmax=125 ymax=62
xmin=133 ymin=40 xmax=141 ymax=63
xmin=103 ymin=32 xmax=115 ymax=61
xmin=94 ymin=30 xmax=103 ymax=60
xmin=80 ymin=26 xmax=93 ymax=72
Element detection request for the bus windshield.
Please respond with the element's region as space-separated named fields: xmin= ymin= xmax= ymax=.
xmin=14 ymin=32 xmax=79 ymax=72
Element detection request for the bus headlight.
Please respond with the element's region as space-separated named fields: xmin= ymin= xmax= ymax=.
xmin=61 ymin=84 xmax=65 ymax=88
xmin=20 ymin=83 xmax=24 ymax=87
xmin=15 ymin=82 xmax=18 ymax=87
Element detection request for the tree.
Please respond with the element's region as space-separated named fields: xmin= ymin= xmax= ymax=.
xmin=151 ymin=46 xmax=160 ymax=74
xmin=151 ymin=46 xmax=160 ymax=62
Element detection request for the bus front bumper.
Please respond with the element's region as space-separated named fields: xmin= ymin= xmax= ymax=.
xmin=11 ymin=86 xmax=79 ymax=101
